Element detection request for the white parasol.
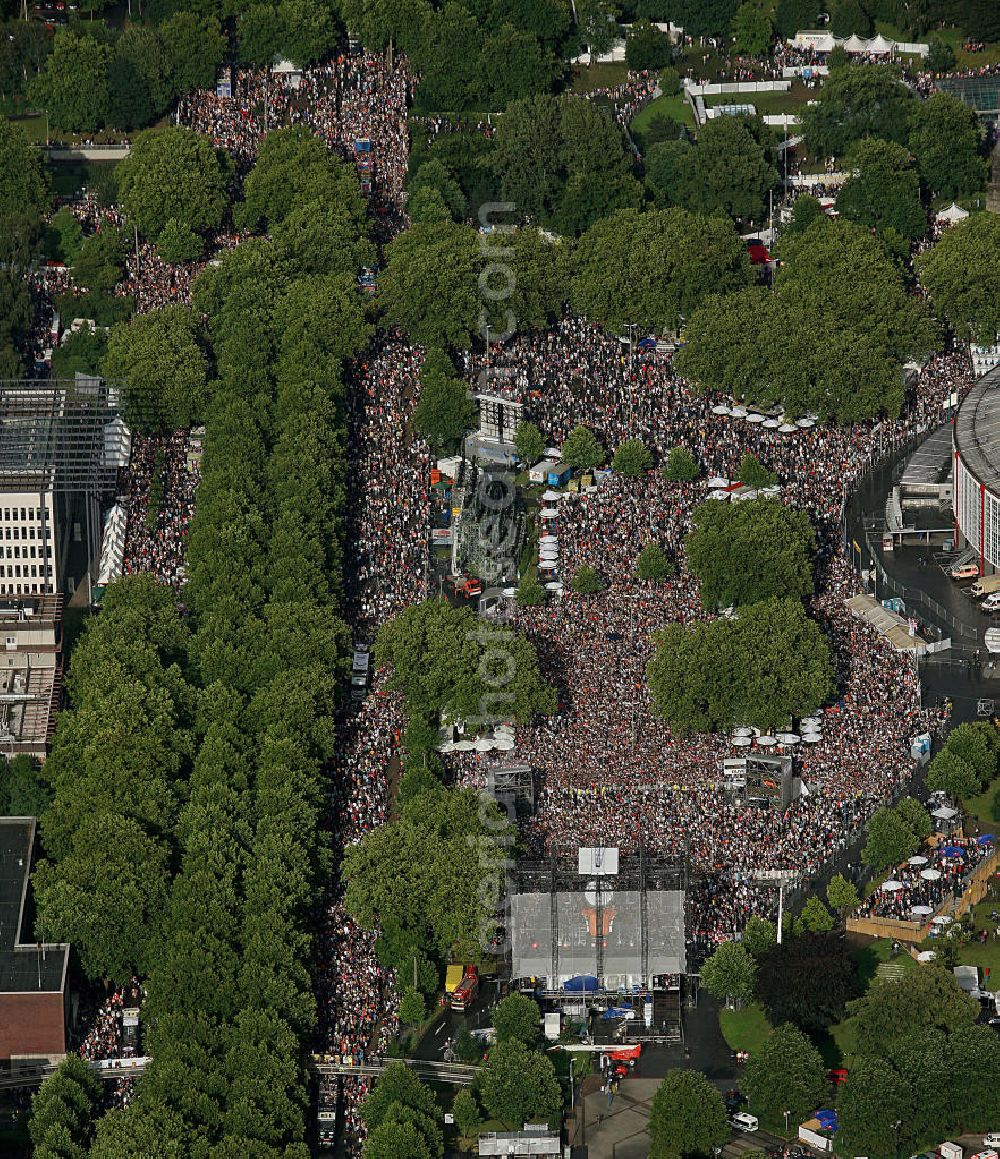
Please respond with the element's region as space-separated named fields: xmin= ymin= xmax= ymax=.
xmin=475 ymin=738 xmax=495 ymax=752
xmin=920 ymin=868 xmax=942 ymax=881
xmin=778 ymin=422 xmax=799 ymax=433
xmin=493 ymin=736 xmax=515 ymax=751
xmin=801 ymin=733 xmax=822 ymax=744
xmin=746 ymin=413 xmax=765 ymax=424
xmin=712 ymin=404 xmax=732 ymax=416
xmin=731 ymin=405 xmax=748 ymax=418
xmin=907 ymin=855 xmax=929 ymax=866
xmin=881 ymin=880 xmax=904 ymax=892
xmin=776 ymin=733 xmax=800 ymax=745
xmin=732 ymin=735 xmax=752 ymax=747
xmin=910 ymin=905 xmax=933 ymax=916
xmin=453 ymin=740 xmax=475 ymax=752
xmin=762 ymin=418 xmax=779 ymax=429
xmin=756 ymin=735 xmax=777 ymax=747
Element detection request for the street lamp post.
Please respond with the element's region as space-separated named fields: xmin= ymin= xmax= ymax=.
xmin=783 ymin=1109 xmax=790 ymax=1136
xmin=893 ymin=1118 xmax=902 ymax=1159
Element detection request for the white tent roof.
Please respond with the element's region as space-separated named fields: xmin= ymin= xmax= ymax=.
xmin=936 ymin=202 xmax=970 ymax=223
xmin=868 ymin=34 xmax=894 ymax=53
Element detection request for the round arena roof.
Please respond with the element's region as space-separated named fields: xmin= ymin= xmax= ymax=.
xmin=954 ymin=365 xmax=1000 ymax=497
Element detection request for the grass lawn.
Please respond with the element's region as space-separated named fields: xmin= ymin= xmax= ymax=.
xmin=963 ymin=783 xmax=997 ymax=826
xmin=630 ymin=91 xmax=695 ymax=134
xmin=703 ymin=81 xmax=813 ymax=118
xmin=570 ymin=62 xmax=629 ymax=93
xmin=928 ymin=24 xmax=1000 ymax=68
xmin=852 ymin=937 xmax=918 ymax=987
xmin=719 ymin=1003 xmax=773 ymax=1054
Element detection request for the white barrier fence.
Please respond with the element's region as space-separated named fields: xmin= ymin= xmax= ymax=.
xmin=685 ymin=78 xmax=791 ymax=95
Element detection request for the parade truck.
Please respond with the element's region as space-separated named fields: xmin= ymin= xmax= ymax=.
xmin=450 ymin=965 xmax=479 ymax=1013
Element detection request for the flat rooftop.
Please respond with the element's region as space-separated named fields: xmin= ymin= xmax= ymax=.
xmin=954 ymin=366 xmax=1000 ymax=496
xmin=0 ymin=818 xmax=68 ymax=993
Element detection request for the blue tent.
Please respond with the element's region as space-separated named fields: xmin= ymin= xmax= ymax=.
xmin=638 ymin=337 xmax=656 ymax=350
xmin=977 ymin=834 xmax=994 ymax=845
xmin=942 ymin=845 xmax=965 ymax=857
xmin=564 ymin=975 xmax=598 ymax=993
xmin=601 ymin=1007 xmax=633 ymax=1020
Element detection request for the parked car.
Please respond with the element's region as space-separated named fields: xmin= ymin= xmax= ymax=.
xmin=984 ymin=1135 xmax=1000 ymax=1149
xmin=981 ymin=593 xmax=1000 ymax=613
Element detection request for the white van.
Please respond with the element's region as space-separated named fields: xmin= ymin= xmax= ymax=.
xmin=984 ymin=1136 xmax=1000 ymax=1150
xmin=731 ymin=1112 xmax=759 ymax=1132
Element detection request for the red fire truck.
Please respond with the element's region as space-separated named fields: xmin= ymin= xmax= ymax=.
xmin=450 ymin=965 xmax=479 ymax=1013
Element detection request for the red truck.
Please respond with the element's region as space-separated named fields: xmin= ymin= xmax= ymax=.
xmin=450 ymin=965 xmax=479 ymax=1013
xmin=446 ymin=575 xmax=482 ymax=598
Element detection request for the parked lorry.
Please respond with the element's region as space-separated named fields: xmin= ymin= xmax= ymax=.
xmin=450 ymin=965 xmax=479 ymax=1013
xmin=971 ymin=575 xmax=1000 ymax=598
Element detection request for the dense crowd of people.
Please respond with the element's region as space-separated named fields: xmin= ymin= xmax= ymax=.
xmin=178 ymin=52 xmax=413 ymax=210
xmin=119 ymin=430 xmax=200 ymax=588
xmin=454 ymin=319 xmax=966 ymax=939
xmin=861 ymin=833 xmax=993 ymax=921
xmin=27 ymin=33 xmax=993 ymax=1153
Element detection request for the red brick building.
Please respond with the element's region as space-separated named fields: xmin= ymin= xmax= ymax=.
xmin=0 ymin=818 xmax=69 ymax=1062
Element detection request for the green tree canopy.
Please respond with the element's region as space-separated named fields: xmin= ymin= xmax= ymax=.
xmin=493 ymin=992 xmax=541 ymax=1047
xmin=159 ymin=13 xmax=227 ymax=97
xmin=909 ymin=91 xmax=987 ymax=200
xmin=836 ymin=137 xmax=927 ymax=240
xmin=488 ymin=93 xmax=642 ymax=235
xmin=798 ymin=896 xmax=834 ymax=933
xmin=744 ymin=1023 xmax=827 ymax=1124
xmin=847 ymin=964 xmax=978 ymax=1057
xmin=826 ymin=873 xmax=860 ymax=914
xmin=612 ymin=438 xmax=653 ymax=476
xmin=29 ymin=1054 xmax=102 ymax=1156
xmin=412 ymin=350 xmax=476 ymax=448
xmin=731 ymin=2 xmax=774 ymax=55
xmin=926 ymin=747 xmax=981 ymax=801
xmin=918 ymin=211 xmax=1000 ymax=342
xmin=741 ymin=915 xmax=776 ymax=958
xmin=514 ymin=421 xmax=546 ymax=464
xmin=647 ymin=116 xmax=777 ymax=221
xmin=0 ymin=115 xmax=48 ymax=221
xmin=700 ymin=939 xmax=756 ymax=1006
xmin=680 ymin=218 xmax=938 ymax=421
xmin=895 ymin=795 xmax=932 ymax=842
xmin=648 ymin=597 xmax=834 ymax=733
xmin=800 ymin=63 xmax=914 ymax=156
xmin=648 ymin=1069 xmax=728 ymax=1159
xmin=637 ymin=542 xmax=674 ymax=582
xmin=662 ymin=445 xmax=699 ymax=482
xmin=117 ymin=127 xmax=232 ymax=242
xmin=562 ymin=424 xmax=604 ymax=469
xmin=625 ymin=20 xmax=673 ymax=69
xmin=570 ymin=565 xmax=604 ymax=595
xmin=30 ymin=30 xmax=111 ymax=133
xmin=685 ymin=497 xmax=816 ymax=609
xmin=236 ymin=126 xmax=364 ymax=234
xmin=756 ymin=932 xmax=862 ymax=1032
xmin=342 ymin=787 xmax=512 ymax=961
xmin=380 ymin=221 xmax=481 ymax=349
xmin=476 ymin=1040 xmax=562 ymax=1129
xmin=570 ymin=206 xmax=753 ymax=334
xmin=735 ymin=453 xmax=777 ymax=491
xmin=942 ymin=721 xmax=1000 ymax=786
xmin=375 ymin=599 xmax=555 ymax=725
xmin=861 ymin=804 xmax=919 ymax=872
xmin=103 ymin=304 xmax=208 ymax=433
